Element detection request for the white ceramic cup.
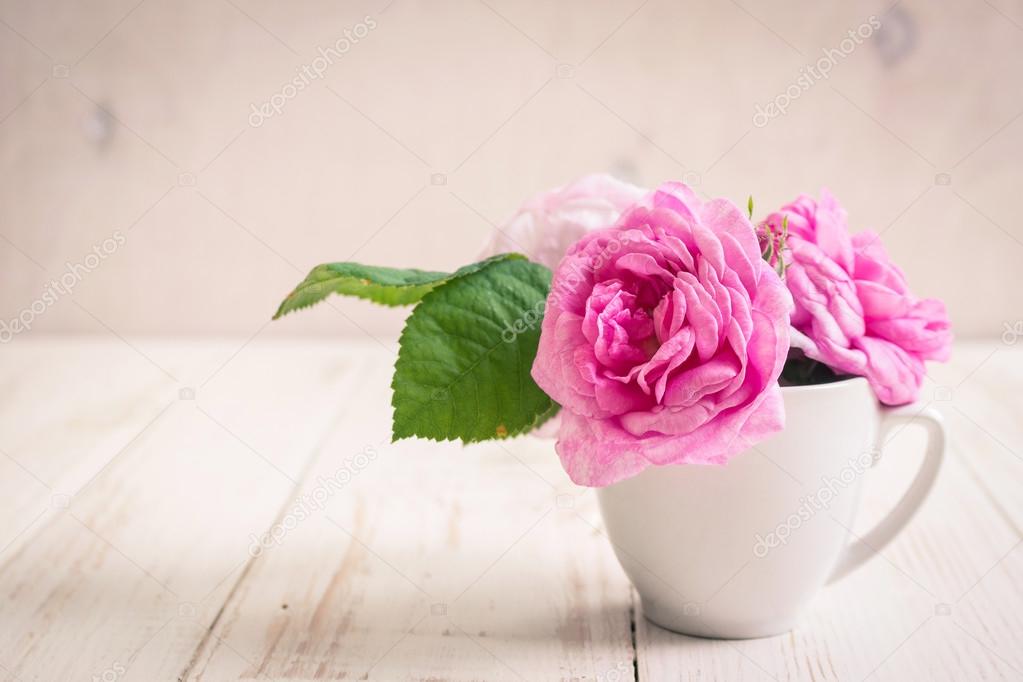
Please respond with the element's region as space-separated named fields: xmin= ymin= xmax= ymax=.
xmin=596 ymin=377 xmax=945 ymax=639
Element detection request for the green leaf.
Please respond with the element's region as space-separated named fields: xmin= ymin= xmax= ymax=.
xmin=273 ymin=253 xmax=524 ymax=318
xmin=391 ymin=257 xmax=555 ymax=443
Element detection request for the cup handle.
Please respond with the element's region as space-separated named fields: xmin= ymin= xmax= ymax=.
xmin=827 ymin=405 xmax=946 ymax=583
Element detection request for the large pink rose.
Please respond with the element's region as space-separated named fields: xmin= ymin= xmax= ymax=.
xmin=763 ymin=190 xmax=952 ymax=405
xmin=479 ymin=174 xmax=645 ymax=270
xmin=532 ymin=182 xmax=791 ymax=487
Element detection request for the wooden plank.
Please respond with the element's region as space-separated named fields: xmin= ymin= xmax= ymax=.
xmin=931 ymin=345 xmax=1023 ymax=531
xmin=928 ymin=344 xmax=1023 ymax=676
xmin=0 ymin=336 xmax=178 ymax=565
xmin=635 ymin=345 xmax=1023 ymax=681
xmin=186 ymin=357 xmax=637 ymax=681
xmin=0 ymin=339 xmax=364 ymax=681
xmin=3 ymin=339 xmax=1021 ymax=680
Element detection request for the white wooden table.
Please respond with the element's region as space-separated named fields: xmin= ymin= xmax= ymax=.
xmin=1 ymin=337 xmax=1020 ymax=681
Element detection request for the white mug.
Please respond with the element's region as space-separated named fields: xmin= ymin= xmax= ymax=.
xmin=596 ymin=377 xmax=945 ymax=639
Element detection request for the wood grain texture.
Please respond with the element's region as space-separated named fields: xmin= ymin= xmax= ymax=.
xmin=185 ymin=360 xmax=636 ymax=681
xmin=0 ymin=339 xmax=1020 ymax=681
xmin=0 ymin=340 xmax=364 ymax=681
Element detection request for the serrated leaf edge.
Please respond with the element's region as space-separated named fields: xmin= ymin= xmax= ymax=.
xmin=273 ymin=253 xmax=526 ymax=319
xmin=389 ymin=259 xmax=555 ymax=444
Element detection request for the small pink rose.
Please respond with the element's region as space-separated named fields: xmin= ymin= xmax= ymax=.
xmin=479 ymin=174 xmax=645 ymax=270
xmin=532 ymin=182 xmax=791 ymax=487
xmin=763 ymin=190 xmax=952 ymax=405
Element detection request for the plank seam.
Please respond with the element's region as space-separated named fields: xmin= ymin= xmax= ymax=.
xmin=630 ymin=587 xmax=639 ymax=682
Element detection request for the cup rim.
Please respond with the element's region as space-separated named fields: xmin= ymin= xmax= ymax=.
xmin=779 ymin=375 xmax=868 ymax=394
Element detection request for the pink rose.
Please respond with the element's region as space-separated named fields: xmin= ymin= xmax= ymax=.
xmin=531 ymin=182 xmax=791 ymax=487
xmin=479 ymin=174 xmax=645 ymax=270
xmin=763 ymin=190 xmax=952 ymax=405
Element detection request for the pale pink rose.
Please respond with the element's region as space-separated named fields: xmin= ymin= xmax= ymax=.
xmin=763 ymin=190 xmax=952 ymax=405
xmin=531 ymin=182 xmax=791 ymax=487
xmin=479 ymin=174 xmax=645 ymax=270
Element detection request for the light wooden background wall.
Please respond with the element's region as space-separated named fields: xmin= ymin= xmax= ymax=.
xmin=1 ymin=0 xmax=1021 ymax=345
